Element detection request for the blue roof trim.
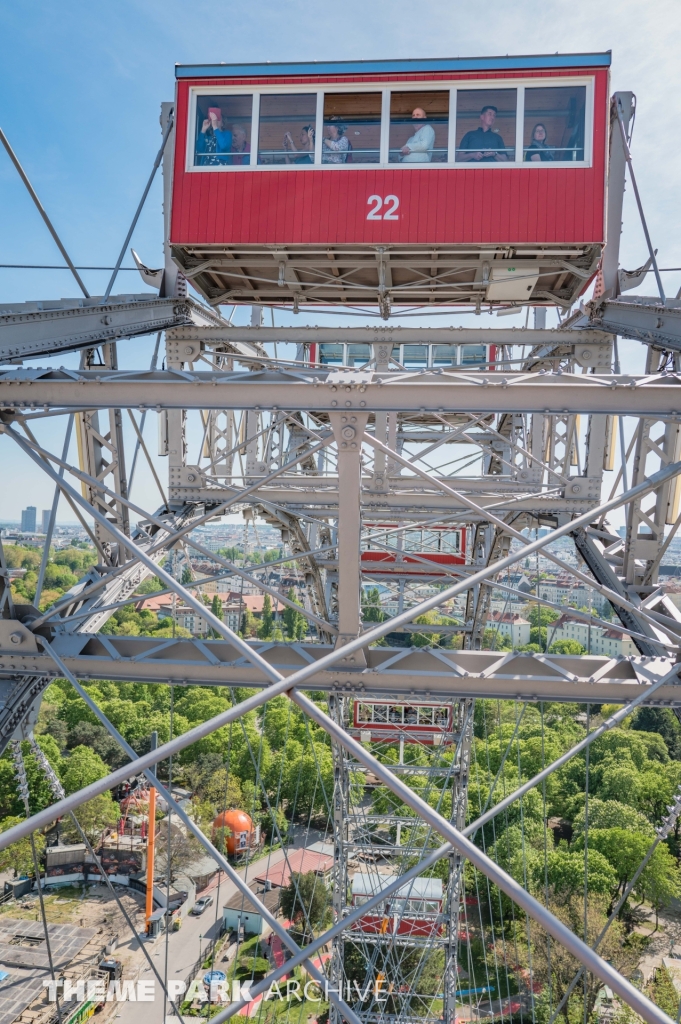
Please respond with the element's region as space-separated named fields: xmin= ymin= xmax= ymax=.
xmin=175 ymin=53 xmax=611 ymax=79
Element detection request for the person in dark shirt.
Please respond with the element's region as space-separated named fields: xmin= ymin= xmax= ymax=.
xmin=458 ymin=105 xmax=509 ymax=162
xmin=525 ymin=123 xmax=554 ymax=162
xmin=283 ymin=125 xmax=315 ymax=164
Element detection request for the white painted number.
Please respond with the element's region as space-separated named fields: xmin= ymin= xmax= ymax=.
xmin=366 ymin=195 xmax=383 ymax=220
xmin=383 ymin=195 xmax=400 ymax=220
xmin=366 ymin=194 xmax=400 ymax=220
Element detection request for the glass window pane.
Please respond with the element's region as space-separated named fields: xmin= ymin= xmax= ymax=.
xmin=258 ymin=94 xmax=317 ymax=166
xmin=524 ymin=86 xmax=586 ymax=162
xmin=389 ymin=706 xmax=404 ymax=723
xmin=461 ymin=344 xmax=487 ymax=365
xmin=418 ymin=707 xmax=434 ymax=725
xmin=404 ymin=706 xmax=417 ymax=724
xmin=374 ymin=704 xmax=387 ymax=723
xmin=357 ymin=703 xmax=371 ymax=723
xmin=433 ymin=345 xmax=458 ymax=367
xmin=440 ymin=532 xmax=460 ymax=554
xmin=195 ymin=95 xmax=253 ymax=166
xmin=435 ymin=707 xmax=449 ymax=726
xmin=402 ymin=345 xmax=429 ymax=368
xmin=455 ymin=89 xmax=516 ymax=162
xmin=323 ymin=93 xmax=382 ymax=164
xmin=319 ymin=344 xmax=344 ymax=365
xmin=347 ymin=344 xmax=371 ymax=366
xmin=389 ymin=91 xmax=449 ymax=164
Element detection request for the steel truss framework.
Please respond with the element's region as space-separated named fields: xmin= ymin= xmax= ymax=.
xmin=2 ymin=86 xmax=681 ymax=1024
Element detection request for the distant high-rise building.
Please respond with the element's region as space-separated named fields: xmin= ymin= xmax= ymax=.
xmin=41 ymin=510 xmax=51 ymax=534
xmin=21 ymin=506 xmax=37 ymax=533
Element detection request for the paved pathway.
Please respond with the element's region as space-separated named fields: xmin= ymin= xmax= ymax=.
xmin=110 ymin=828 xmax=333 ymax=1024
xmin=111 ymin=844 xmax=290 ymax=1024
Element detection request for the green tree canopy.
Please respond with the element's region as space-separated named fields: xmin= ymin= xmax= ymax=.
xmin=549 ymin=639 xmax=585 ymax=655
xmin=258 ymin=593 xmax=274 ymax=639
xmin=525 ymin=605 xmax=560 ymax=628
xmin=633 ymin=706 xmax=681 ymax=760
xmin=62 ymin=746 xmax=110 ymax=795
xmin=362 ymin=587 xmax=385 ymax=623
xmin=279 ymin=870 xmax=329 ymax=938
xmin=282 ymin=589 xmax=305 ymax=640
xmin=61 ymin=793 xmax=119 ymax=845
xmin=0 ymin=816 xmax=45 ymax=877
xmin=533 ymin=843 xmax=617 ymax=898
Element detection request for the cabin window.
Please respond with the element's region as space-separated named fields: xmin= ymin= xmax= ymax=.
xmin=357 ymin=703 xmax=372 ymax=723
xmin=455 ymin=89 xmax=517 ymax=162
xmin=402 ymin=345 xmax=429 ymax=369
xmin=195 ymin=95 xmax=253 ymax=166
xmin=347 ymin=344 xmax=372 ymax=367
xmin=191 ymin=80 xmax=591 ymax=170
xmin=389 ymin=91 xmax=449 ymax=163
xmin=319 ymin=344 xmax=344 ymax=365
xmin=433 ymin=345 xmax=458 ymax=367
xmin=461 ymin=344 xmax=487 ymax=365
xmin=323 ymin=93 xmax=382 ymax=164
xmin=258 ymin=93 xmax=318 ymax=165
xmin=523 ymin=86 xmax=586 ymax=162
xmin=404 ymin=531 xmax=423 ymax=551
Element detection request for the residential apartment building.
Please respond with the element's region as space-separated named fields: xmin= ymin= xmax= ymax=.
xmin=488 ymin=611 xmax=531 ymax=647
xmin=536 ymin=578 xmax=609 ymax=613
xmin=593 ymin=628 xmax=636 ymax=657
xmin=222 ymin=602 xmax=242 ymax=633
xmin=157 ymin=603 xmax=209 ymax=636
xmin=547 ymin=614 xmax=636 ymax=656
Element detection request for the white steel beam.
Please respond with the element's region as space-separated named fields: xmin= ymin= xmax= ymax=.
xmin=330 ymin=412 xmax=369 ymax=654
xmin=0 ymin=295 xmax=225 ymax=362
xmin=167 ymin=324 xmax=613 ymax=348
xmin=2 ymin=367 xmax=680 ymax=415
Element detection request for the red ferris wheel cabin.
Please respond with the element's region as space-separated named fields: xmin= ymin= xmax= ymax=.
xmin=169 ymin=52 xmax=610 ymax=313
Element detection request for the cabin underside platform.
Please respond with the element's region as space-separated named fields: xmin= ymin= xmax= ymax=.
xmin=171 ymin=242 xmax=601 ymax=314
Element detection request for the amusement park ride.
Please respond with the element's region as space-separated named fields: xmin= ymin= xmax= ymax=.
xmin=2 ymin=50 xmax=681 ymax=1024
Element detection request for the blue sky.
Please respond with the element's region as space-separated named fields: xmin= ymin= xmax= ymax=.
xmin=1 ymin=0 xmax=680 ymax=522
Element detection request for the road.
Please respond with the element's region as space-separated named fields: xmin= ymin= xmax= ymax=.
xmin=112 ymin=828 xmax=326 ymax=1024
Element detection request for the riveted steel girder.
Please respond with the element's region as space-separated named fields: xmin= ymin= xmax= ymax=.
xmin=1 ymin=367 xmax=681 ymax=416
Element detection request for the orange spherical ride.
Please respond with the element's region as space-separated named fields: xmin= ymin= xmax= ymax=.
xmin=213 ymin=808 xmax=255 ymax=856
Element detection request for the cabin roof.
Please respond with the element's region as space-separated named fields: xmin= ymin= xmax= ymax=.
xmin=176 ymin=52 xmax=611 ymax=80
xmin=351 ymin=872 xmax=442 ymax=899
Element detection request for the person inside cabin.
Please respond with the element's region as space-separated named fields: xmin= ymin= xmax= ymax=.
xmin=283 ymin=124 xmax=315 ymax=163
xmin=197 ymin=107 xmax=232 ymax=165
xmin=322 ymin=118 xmax=350 ymax=163
xmin=400 ymin=107 xmax=436 ymax=162
xmin=458 ymin=105 xmax=508 ymax=162
xmin=230 ymin=124 xmax=251 ymax=165
xmin=525 ymin=123 xmax=554 ymax=162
